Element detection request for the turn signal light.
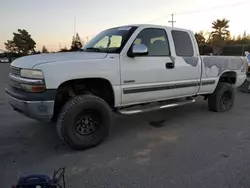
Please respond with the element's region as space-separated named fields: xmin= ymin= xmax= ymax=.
xmin=20 ymin=84 xmax=46 ymax=93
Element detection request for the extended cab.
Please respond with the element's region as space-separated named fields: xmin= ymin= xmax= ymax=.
xmin=6 ymin=24 xmax=248 ymax=150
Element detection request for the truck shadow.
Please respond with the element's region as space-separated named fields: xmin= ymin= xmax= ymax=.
xmin=110 ymin=97 xmax=208 ymax=140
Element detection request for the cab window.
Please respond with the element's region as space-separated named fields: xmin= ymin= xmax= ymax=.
xmin=133 ymin=28 xmax=170 ymax=56
xmin=171 ymin=30 xmax=194 ymax=56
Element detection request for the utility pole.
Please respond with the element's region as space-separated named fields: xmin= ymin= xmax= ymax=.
xmin=168 ymin=13 xmax=176 ymax=27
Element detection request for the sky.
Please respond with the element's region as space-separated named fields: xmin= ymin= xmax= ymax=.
xmin=1 ymin=0 xmax=249 ymax=51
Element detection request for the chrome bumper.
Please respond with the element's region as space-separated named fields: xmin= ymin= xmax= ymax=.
xmin=6 ymin=93 xmax=54 ymax=122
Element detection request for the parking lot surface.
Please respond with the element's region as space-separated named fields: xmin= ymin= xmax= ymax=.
xmin=1 ymin=64 xmax=250 ymax=188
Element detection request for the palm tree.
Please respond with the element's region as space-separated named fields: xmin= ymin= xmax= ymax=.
xmin=210 ymin=18 xmax=230 ymax=55
xmin=211 ymin=18 xmax=230 ymax=44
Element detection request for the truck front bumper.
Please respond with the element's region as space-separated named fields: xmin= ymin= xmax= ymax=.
xmin=5 ymin=86 xmax=56 ymax=122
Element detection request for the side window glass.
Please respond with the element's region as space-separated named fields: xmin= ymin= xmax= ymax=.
xmin=133 ymin=38 xmax=141 ymax=45
xmin=133 ymin=29 xmax=170 ymax=56
xmin=171 ymin=30 xmax=194 ymax=56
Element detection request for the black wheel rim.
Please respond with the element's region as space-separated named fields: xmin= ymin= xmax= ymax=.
xmin=75 ymin=110 xmax=100 ymax=136
xmin=220 ymin=91 xmax=230 ymax=109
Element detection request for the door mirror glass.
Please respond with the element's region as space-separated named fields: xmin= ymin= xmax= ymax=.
xmin=131 ymin=44 xmax=148 ymax=56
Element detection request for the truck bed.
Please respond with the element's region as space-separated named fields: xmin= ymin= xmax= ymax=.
xmin=201 ymin=56 xmax=247 ymax=77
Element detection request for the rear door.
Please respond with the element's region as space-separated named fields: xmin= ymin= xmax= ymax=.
xmin=170 ymin=29 xmax=201 ymax=94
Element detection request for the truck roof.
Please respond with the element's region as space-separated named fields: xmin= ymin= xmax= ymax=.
xmin=115 ymin=24 xmax=193 ymax=33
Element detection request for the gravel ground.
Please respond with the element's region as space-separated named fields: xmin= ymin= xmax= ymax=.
xmin=1 ymin=63 xmax=250 ymax=188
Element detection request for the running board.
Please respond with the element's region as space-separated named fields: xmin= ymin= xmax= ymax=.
xmin=117 ymin=97 xmax=196 ymax=115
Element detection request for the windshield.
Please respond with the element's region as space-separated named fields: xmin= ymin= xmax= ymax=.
xmin=82 ymin=26 xmax=138 ymax=53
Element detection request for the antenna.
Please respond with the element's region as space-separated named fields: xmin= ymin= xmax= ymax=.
xmin=74 ymin=15 xmax=76 ymax=36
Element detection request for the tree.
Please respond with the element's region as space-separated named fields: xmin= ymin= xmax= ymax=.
xmin=195 ymin=31 xmax=206 ymax=46
xmin=211 ymin=18 xmax=230 ymax=45
xmin=59 ymin=46 xmax=69 ymax=52
xmin=33 ymin=51 xmax=41 ymax=54
xmin=236 ymin=34 xmax=242 ymax=41
xmin=210 ymin=18 xmax=230 ymax=55
xmin=243 ymin=30 xmax=247 ymax=39
xmin=42 ymin=45 xmax=49 ymax=53
xmin=233 ymin=32 xmax=250 ymax=45
xmin=4 ymin=29 xmax=36 ymax=55
xmin=70 ymin=33 xmax=83 ymax=51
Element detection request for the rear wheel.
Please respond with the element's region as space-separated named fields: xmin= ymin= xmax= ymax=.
xmin=56 ymin=94 xmax=112 ymax=150
xmin=208 ymin=82 xmax=235 ymax=112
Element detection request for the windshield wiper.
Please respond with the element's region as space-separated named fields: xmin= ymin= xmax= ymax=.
xmin=85 ymin=47 xmax=102 ymax=52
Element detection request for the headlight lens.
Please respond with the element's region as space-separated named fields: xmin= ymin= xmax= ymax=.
xmin=20 ymin=69 xmax=44 ymax=79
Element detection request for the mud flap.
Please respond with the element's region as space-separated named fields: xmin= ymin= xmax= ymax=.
xmin=239 ymin=77 xmax=250 ymax=93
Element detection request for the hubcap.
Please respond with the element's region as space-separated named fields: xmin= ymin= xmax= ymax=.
xmin=75 ymin=111 xmax=100 ymax=136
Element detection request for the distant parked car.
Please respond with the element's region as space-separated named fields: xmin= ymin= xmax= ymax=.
xmin=0 ymin=57 xmax=9 ymax=63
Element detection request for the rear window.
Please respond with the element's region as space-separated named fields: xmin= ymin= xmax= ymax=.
xmin=171 ymin=30 xmax=194 ymax=56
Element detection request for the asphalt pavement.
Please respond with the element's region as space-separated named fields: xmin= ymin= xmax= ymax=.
xmin=1 ymin=63 xmax=250 ymax=188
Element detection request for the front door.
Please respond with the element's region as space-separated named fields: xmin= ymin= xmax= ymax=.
xmin=120 ymin=27 xmax=199 ymax=106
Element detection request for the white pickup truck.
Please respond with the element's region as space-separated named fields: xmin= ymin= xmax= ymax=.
xmin=6 ymin=24 xmax=248 ymax=150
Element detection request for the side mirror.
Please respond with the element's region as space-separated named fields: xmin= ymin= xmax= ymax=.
xmin=128 ymin=44 xmax=148 ymax=57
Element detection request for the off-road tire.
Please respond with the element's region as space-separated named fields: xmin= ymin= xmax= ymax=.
xmin=208 ymin=82 xmax=235 ymax=112
xmin=56 ymin=94 xmax=112 ymax=150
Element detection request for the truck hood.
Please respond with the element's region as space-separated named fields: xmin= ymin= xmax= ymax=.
xmin=11 ymin=52 xmax=108 ymax=69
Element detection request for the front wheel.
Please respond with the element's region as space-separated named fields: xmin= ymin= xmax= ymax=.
xmin=208 ymin=82 xmax=235 ymax=112
xmin=56 ymin=94 xmax=112 ymax=150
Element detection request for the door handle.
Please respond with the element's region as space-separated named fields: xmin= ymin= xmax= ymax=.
xmin=165 ymin=62 xmax=174 ymax=69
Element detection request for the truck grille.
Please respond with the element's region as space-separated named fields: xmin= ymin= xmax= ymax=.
xmin=10 ymin=78 xmax=21 ymax=88
xmin=10 ymin=66 xmax=21 ymax=76
xmin=10 ymin=66 xmax=21 ymax=89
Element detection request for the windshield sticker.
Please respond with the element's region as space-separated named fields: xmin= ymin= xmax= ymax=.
xmin=118 ymin=27 xmax=132 ymax=31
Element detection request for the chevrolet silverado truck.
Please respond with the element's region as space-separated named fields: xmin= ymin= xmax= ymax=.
xmin=6 ymin=24 xmax=248 ymax=150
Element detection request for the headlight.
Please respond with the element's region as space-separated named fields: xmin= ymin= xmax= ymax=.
xmin=20 ymin=69 xmax=44 ymax=79
xmin=19 ymin=69 xmax=45 ymax=92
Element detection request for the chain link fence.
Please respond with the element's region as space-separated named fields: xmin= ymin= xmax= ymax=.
xmin=199 ymin=44 xmax=250 ymax=56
